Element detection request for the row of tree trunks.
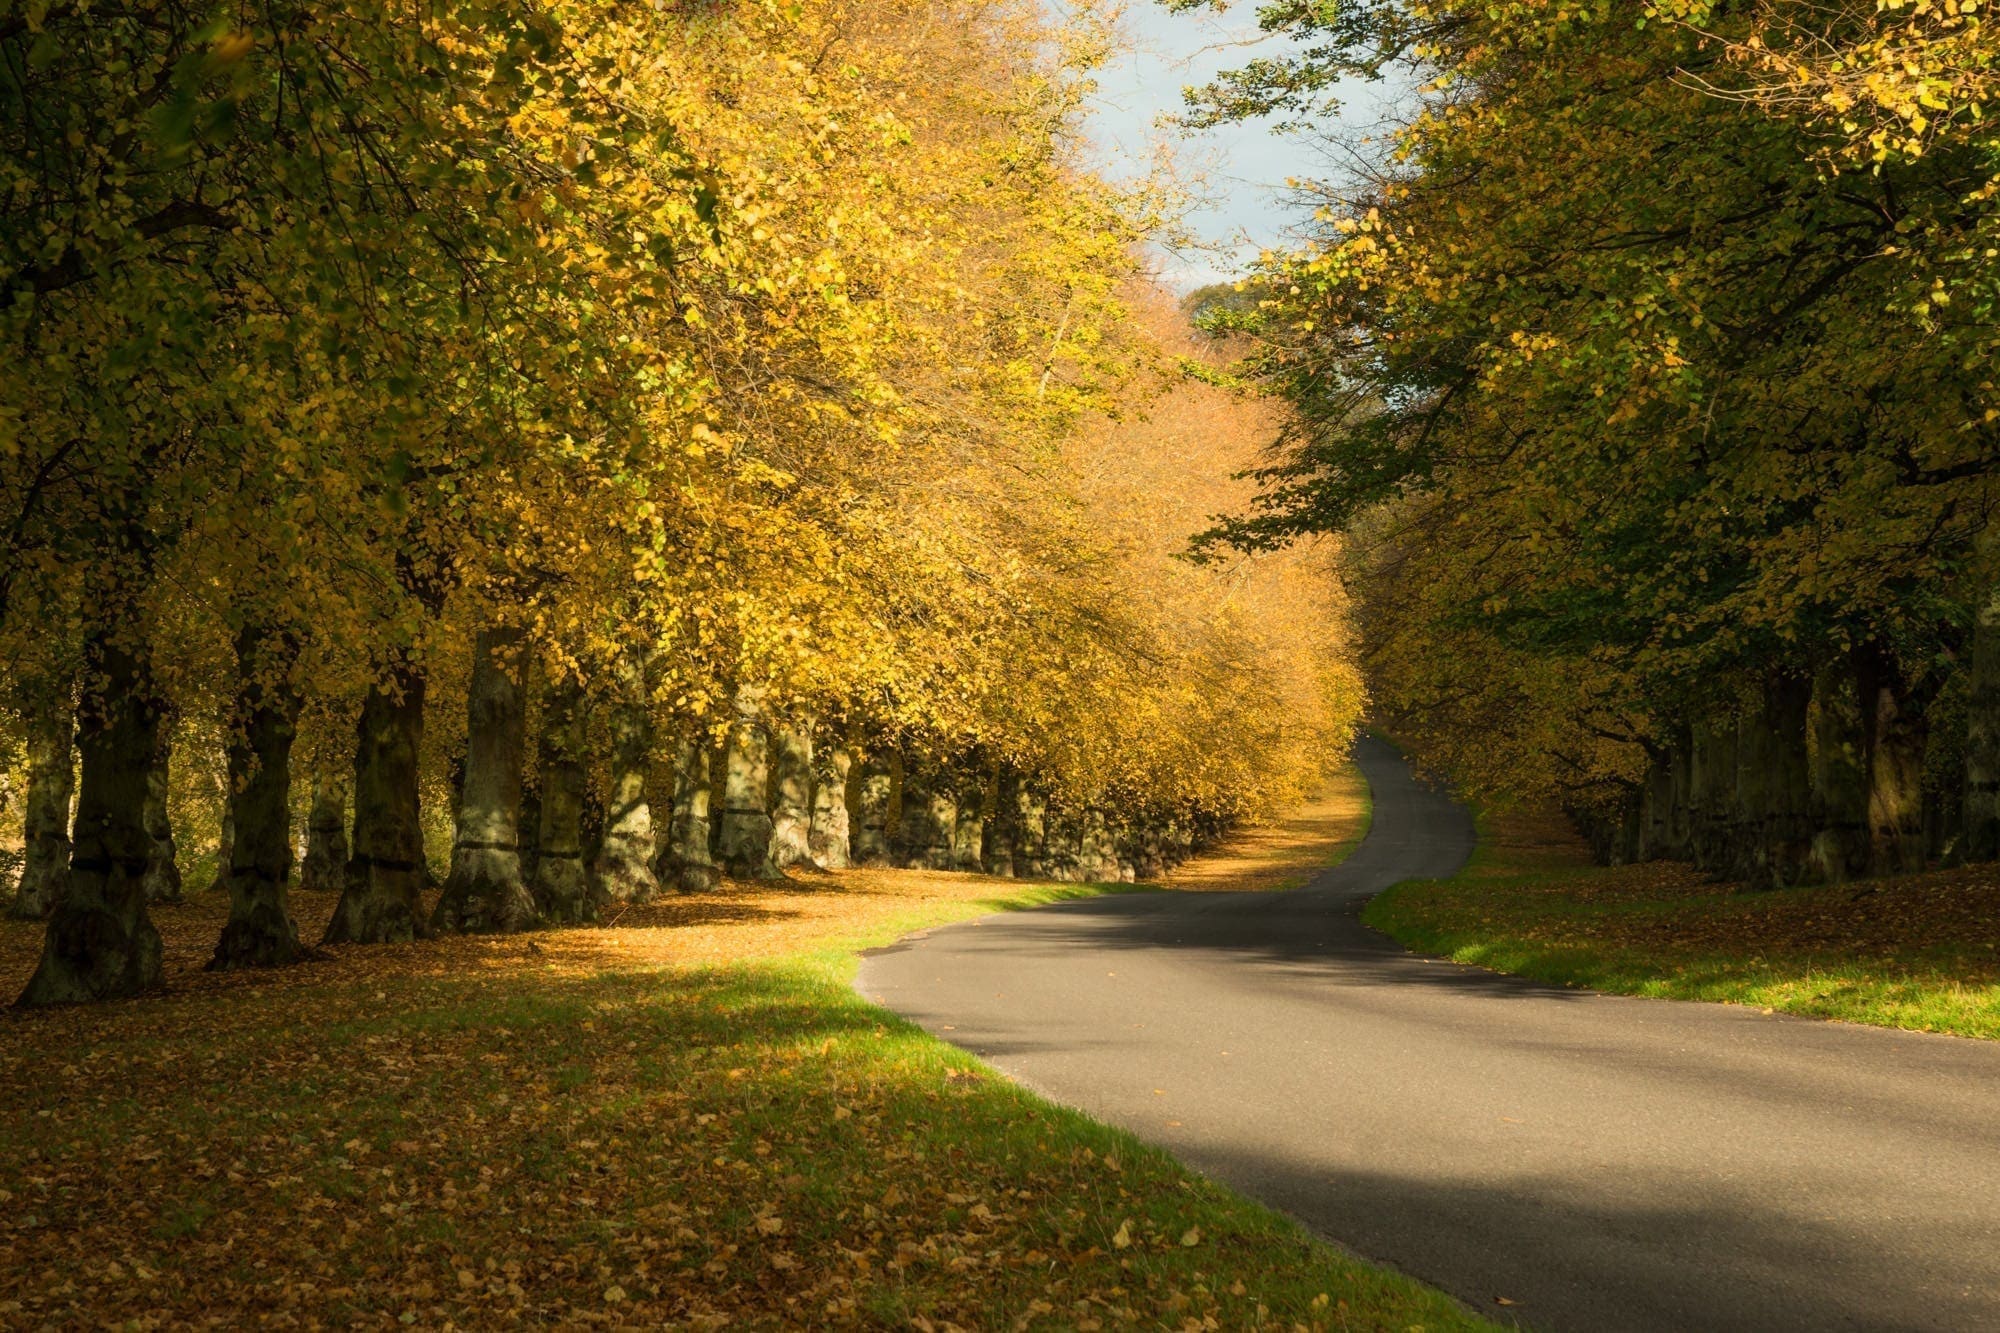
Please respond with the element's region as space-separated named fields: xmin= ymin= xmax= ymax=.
xmin=1595 ymin=639 xmax=1986 ymax=885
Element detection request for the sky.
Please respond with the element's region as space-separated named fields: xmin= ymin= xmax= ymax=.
xmin=1077 ymin=2 xmax=1397 ymax=290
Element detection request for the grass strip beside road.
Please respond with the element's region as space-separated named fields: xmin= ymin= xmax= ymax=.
xmin=1365 ymin=805 xmax=2000 ymax=1040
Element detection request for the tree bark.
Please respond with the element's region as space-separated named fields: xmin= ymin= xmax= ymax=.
xmin=18 ymin=634 xmax=164 ymax=1006
xmin=532 ymin=675 xmax=596 ymax=922
xmin=210 ymin=625 xmax=307 ymax=969
xmin=433 ymin=627 xmax=538 ymax=934
xmin=717 ymin=685 xmax=779 ymax=879
xmin=1637 ymin=745 xmax=1676 ymax=862
xmin=850 ymin=751 xmax=894 ymax=867
xmin=1809 ymin=658 xmax=1871 ymax=881
xmin=1079 ymin=806 xmax=1121 ymax=881
xmin=141 ymin=716 xmax=181 ymax=903
xmin=807 ymin=741 xmax=853 ymax=871
xmin=1016 ymin=785 xmax=1050 ymax=879
xmin=1041 ymin=801 xmax=1082 ymax=881
xmin=10 ymin=694 xmax=74 ymax=919
xmin=767 ymin=722 xmax=816 ymax=871
xmin=1689 ymin=715 xmax=1740 ymax=875
xmin=1761 ymin=671 xmax=1814 ymax=888
xmin=949 ymin=767 xmax=988 ymax=872
xmin=323 ymin=661 xmax=430 ymax=944
xmin=982 ymin=768 xmax=1021 ymax=878
xmin=1965 ymin=579 xmax=2000 ymax=862
xmin=894 ymin=752 xmax=956 ymax=870
xmin=667 ymin=734 xmax=720 ymax=892
xmin=1856 ymin=641 xmax=1929 ymax=876
xmin=299 ymin=777 xmax=349 ymax=893
xmin=592 ymin=647 xmax=660 ymax=904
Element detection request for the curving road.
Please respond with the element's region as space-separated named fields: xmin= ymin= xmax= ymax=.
xmin=857 ymin=736 xmax=2000 ymax=1331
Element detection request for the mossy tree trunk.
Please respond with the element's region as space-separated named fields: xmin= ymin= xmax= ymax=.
xmin=10 ymin=692 xmax=74 ymax=920
xmin=1689 ymin=716 xmax=1740 ymax=875
xmin=1965 ymin=580 xmax=2000 ymax=862
xmin=19 ymin=633 xmax=165 ymax=1006
xmin=533 ymin=675 xmax=595 ymax=922
xmin=1810 ymin=658 xmax=1871 ymax=881
xmin=593 ymin=648 xmax=660 ymax=904
xmin=1760 ymin=671 xmax=1814 ymax=888
xmin=140 ymin=714 xmax=180 ymax=904
xmin=949 ymin=766 xmax=987 ymax=872
xmin=893 ymin=752 xmax=956 ymax=870
xmin=982 ymin=768 xmax=1021 ymax=878
xmin=1016 ymin=785 xmax=1049 ymax=879
xmin=850 ymin=751 xmax=893 ymax=867
xmin=210 ymin=624 xmax=307 ymax=970
xmin=717 ymin=685 xmax=779 ymax=879
xmin=667 ymin=734 xmax=719 ymax=893
xmin=323 ymin=661 xmax=430 ymax=945
xmin=299 ymin=778 xmax=348 ymax=893
xmin=767 ymin=722 xmax=816 ymax=871
xmin=807 ymin=740 xmax=852 ymax=871
xmin=433 ymin=627 xmax=539 ymax=934
xmin=1857 ymin=641 xmax=1929 ymax=876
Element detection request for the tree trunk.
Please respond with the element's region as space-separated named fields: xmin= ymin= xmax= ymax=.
xmin=18 ymin=634 xmax=164 ymax=1006
xmin=717 ymin=685 xmax=779 ymax=879
xmin=299 ymin=778 xmax=349 ymax=893
xmin=141 ymin=717 xmax=181 ymax=903
xmin=667 ymin=734 xmax=720 ymax=893
xmin=1856 ymin=641 xmax=1929 ymax=876
xmin=1637 ymin=745 xmax=1676 ymax=862
xmin=10 ymin=695 xmax=74 ymax=919
xmin=210 ymin=625 xmax=307 ymax=969
xmin=982 ymin=768 xmax=1021 ymax=878
xmin=1810 ymin=658 xmax=1871 ymax=882
xmin=433 ymin=627 xmax=538 ymax=934
xmin=532 ymin=675 xmax=596 ymax=922
xmin=1761 ymin=671 xmax=1814 ymax=888
xmin=949 ymin=767 xmax=988 ymax=872
xmin=767 ymin=722 xmax=816 ymax=871
xmin=1965 ymin=579 xmax=2000 ymax=862
xmin=593 ymin=648 xmax=660 ymax=904
xmin=1042 ymin=802 xmax=1082 ymax=881
xmin=323 ymin=661 xmax=430 ymax=944
xmin=808 ymin=742 xmax=853 ymax=871
xmin=894 ymin=752 xmax=956 ymax=870
xmin=1689 ymin=715 xmax=1739 ymax=875
xmin=1079 ymin=807 xmax=1121 ymax=881
xmin=850 ymin=752 xmax=894 ymax=867
xmin=1016 ymin=786 xmax=1049 ymax=879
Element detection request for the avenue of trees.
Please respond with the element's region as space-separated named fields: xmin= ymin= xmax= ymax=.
xmin=1191 ymin=0 xmax=2000 ymax=885
xmin=0 ymin=0 xmax=1362 ymax=1004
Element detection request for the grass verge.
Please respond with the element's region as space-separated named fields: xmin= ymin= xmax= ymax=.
xmin=1 ymin=790 xmax=1480 ymax=1330
xmin=1364 ymin=804 xmax=2000 ymax=1040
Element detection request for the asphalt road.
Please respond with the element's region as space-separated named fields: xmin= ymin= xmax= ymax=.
xmin=856 ymin=736 xmax=2000 ymax=1331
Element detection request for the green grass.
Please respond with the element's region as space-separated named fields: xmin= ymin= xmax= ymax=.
xmin=1 ymin=875 xmax=1491 ymax=1330
xmin=1364 ymin=813 xmax=2000 ymax=1040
